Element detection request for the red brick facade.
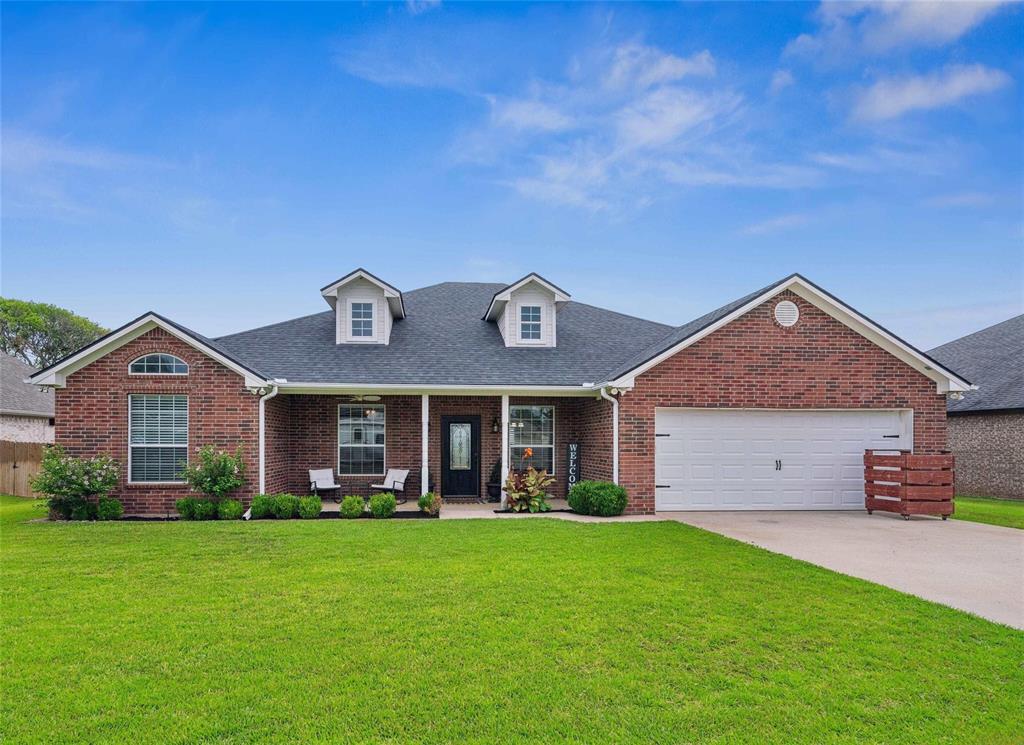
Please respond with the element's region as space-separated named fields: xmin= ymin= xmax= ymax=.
xmin=54 ymin=290 xmax=947 ymax=517
xmin=616 ymin=291 xmax=948 ymax=514
xmin=55 ymin=328 xmax=259 ymax=514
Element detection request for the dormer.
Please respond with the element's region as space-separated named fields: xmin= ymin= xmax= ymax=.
xmin=321 ymin=269 xmax=405 ymax=345
xmin=483 ymin=273 xmax=570 ymax=348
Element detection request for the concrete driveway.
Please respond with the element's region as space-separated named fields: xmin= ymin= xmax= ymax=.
xmin=663 ymin=511 xmax=1024 ymax=630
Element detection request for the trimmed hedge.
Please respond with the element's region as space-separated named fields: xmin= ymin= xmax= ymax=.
xmin=369 ymin=492 xmax=397 ymax=519
xmin=218 ymin=499 xmax=245 ymax=521
xmin=96 ymin=497 xmax=124 ymax=521
xmin=417 ymin=492 xmax=441 ymax=516
xmin=249 ymin=494 xmax=275 ymax=519
xmin=272 ymin=494 xmax=300 ymax=519
xmin=339 ymin=495 xmax=364 ymax=519
xmin=568 ymin=481 xmax=628 ymax=517
xmin=298 ymin=495 xmax=322 ymax=519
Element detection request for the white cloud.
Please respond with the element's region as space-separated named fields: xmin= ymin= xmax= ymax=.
xmin=406 ymin=0 xmax=441 ymax=16
xmin=616 ymin=88 xmax=737 ymax=150
xmin=1 ymin=129 xmax=161 ymax=172
xmin=851 ymin=64 xmax=1011 ymax=121
xmin=768 ymin=69 xmax=794 ymax=95
xmin=786 ymin=1 xmax=1010 ymax=59
xmin=604 ymin=44 xmax=715 ymax=90
xmin=490 ymin=97 xmax=575 ymax=132
xmin=739 ymin=212 xmax=810 ymax=236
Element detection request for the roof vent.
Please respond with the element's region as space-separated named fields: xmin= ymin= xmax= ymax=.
xmin=774 ymin=300 xmax=799 ymax=327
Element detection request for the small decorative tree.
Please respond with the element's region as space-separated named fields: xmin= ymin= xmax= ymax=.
xmin=180 ymin=445 xmax=246 ymax=503
xmin=30 ymin=445 xmax=121 ymax=520
xmin=504 ymin=447 xmax=555 ymax=513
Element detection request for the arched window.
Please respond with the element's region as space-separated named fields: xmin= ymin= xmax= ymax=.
xmin=129 ymin=353 xmax=188 ymax=375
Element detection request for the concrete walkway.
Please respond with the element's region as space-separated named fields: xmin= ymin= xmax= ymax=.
xmin=664 ymin=510 xmax=1024 ymax=630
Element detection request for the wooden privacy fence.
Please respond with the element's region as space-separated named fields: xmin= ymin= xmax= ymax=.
xmin=0 ymin=441 xmax=46 ymax=498
xmin=864 ymin=449 xmax=954 ymax=520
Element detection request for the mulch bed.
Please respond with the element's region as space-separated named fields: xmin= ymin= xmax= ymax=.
xmin=492 ymin=508 xmax=576 ymax=514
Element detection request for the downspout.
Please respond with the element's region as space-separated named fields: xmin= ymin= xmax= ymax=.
xmin=258 ymin=384 xmax=279 ymax=495
xmin=599 ymin=387 xmax=619 ymax=485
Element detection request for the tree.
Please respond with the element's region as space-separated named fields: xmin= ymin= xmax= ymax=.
xmin=0 ymin=298 xmax=107 ymax=368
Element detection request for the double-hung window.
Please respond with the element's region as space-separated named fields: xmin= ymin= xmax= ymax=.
xmin=351 ymin=302 xmax=374 ymax=338
xmin=129 ymin=394 xmax=188 ymax=482
xmin=339 ymin=404 xmax=385 ymax=475
xmin=520 ymin=305 xmax=542 ymax=341
xmin=509 ymin=405 xmax=554 ymax=473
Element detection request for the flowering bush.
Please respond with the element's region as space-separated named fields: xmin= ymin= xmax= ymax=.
xmin=180 ymin=445 xmax=245 ymax=502
xmin=30 ymin=445 xmax=121 ymax=520
xmin=504 ymin=448 xmax=554 ymax=513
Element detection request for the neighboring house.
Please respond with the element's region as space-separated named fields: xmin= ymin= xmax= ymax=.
xmin=28 ymin=270 xmax=971 ymax=515
xmin=1 ymin=352 xmax=55 ymax=443
xmin=928 ymin=315 xmax=1023 ymax=500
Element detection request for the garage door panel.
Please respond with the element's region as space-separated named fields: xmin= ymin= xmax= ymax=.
xmin=654 ymin=409 xmax=911 ymax=511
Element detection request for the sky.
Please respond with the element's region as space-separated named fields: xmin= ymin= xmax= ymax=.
xmin=1 ymin=1 xmax=1022 ymax=349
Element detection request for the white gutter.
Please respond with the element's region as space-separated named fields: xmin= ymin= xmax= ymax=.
xmin=599 ymin=387 xmax=619 ymax=485
xmin=257 ymin=384 xmax=280 ymax=494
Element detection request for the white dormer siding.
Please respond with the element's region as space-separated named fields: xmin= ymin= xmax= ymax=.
xmin=320 ymin=269 xmax=406 ymax=346
xmin=507 ymin=286 xmax=555 ymax=347
xmin=335 ymin=278 xmax=388 ymax=344
xmin=484 ymin=275 xmax=569 ymax=349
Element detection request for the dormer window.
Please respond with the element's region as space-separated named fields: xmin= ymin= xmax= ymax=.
xmin=351 ymin=302 xmax=374 ymax=338
xmin=484 ymin=273 xmax=570 ymax=349
xmin=320 ymin=269 xmax=405 ymax=346
xmin=520 ymin=305 xmax=542 ymax=341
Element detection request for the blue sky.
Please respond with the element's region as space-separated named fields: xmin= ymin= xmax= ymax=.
xmin=2 ymin=1 xmax=1021 ymax=349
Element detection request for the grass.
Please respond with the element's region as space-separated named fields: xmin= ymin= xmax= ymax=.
xmin=953 ymin=495 xmax=1024 ymax=530
xmin=1 ymin=495 xmax=1022 ymax=744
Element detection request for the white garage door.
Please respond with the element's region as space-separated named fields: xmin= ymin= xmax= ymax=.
xmin=654 ymin=409 xmax=912 ymax=511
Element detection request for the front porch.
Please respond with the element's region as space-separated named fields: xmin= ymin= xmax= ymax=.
xmin=261 ymin=391 xmax=614 ymax=503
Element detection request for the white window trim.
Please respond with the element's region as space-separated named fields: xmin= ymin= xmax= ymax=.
xmin=346 ymin=298 xmax=376 ymax=343
xmin=509 ymin=404 xmax=555 ymax=475
xmin=127 ymin=394 xmax=188 ymax=484
xmin=128 ymin=353 xmax=189 ymax=376
xmin=517 ymin=303 xmax=545 ymax=345
xmin=337 ymin=403 xmax=386 ymax=476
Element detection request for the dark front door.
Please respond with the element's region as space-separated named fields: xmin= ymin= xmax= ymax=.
xmin=441 ymin=415 xmax=480 ymax=498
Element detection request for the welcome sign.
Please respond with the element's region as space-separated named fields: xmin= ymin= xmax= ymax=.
xmin=567 ymin=442 xmax=580 ymax=490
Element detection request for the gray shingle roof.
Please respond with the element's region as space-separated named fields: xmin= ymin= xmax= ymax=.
xmin=1 ymin=352 xmax=54 ymax=417
xmin=928 ymin=314 xmax=1024 ymax=413
xmin=215 ymin=282 xmax=674 ymax=386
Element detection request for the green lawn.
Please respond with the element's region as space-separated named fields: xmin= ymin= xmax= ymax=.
xmin=2 ymin=496 xmax=1022 ymax=744
xmin=954 ymin=495 xmax=1024 ymax=530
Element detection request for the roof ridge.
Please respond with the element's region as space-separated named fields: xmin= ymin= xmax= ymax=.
xmin=929 ymin=312 xmax=1024 ymax=352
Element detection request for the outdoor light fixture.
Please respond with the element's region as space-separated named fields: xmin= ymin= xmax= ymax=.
xmin=492 ymin=417 xmax=500 ymax=433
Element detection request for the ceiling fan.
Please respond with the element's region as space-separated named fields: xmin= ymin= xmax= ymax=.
xmin=347 ymin=395 xmax=381 ymax=402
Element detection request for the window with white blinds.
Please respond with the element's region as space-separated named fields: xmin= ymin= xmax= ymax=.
xmin=129 ymin=394 xmax=188 ymax=482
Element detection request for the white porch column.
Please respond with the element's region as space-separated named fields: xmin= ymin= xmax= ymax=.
xmin=500 ymin=394 xmax=510 ymax=507
xmin=421 ymin=394 xmax=429 ymax=495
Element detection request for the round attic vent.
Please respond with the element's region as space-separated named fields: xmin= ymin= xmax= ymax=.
xmin=774 ymin=300 xmax=799 ymax=327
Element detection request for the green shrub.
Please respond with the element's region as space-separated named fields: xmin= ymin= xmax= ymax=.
xmin=249 ymin=494 xmax=275 ymax=519
xmin=298 ymin=495 xmax=322 ymax=519
xmin=192 ymin=500 xmax=218 ymax=521
xmin=180 ymin=445 xmax=246 ymax=502
xmin=218 ymin=499 xmax=244 ymax=520
xmin=568 ymin=481 xmax=628 ymax=517
xmin=175 ymin=497 xmax=197 ymax=520
xmin=70 ymin=501 xmax=97 ymax=521
xmin=369 ymin=492 xmax=397 ymax=519
xmin=30 ymin=444 xmax=120 ymax=521
xmin=96 ymin=497 xmax=123 ymax=521
xmin=417 ymin=492 xmax=441 ymax=516
xmin=339 ymin=495 xmax=364 ymax=519
xmin=272 ymin=494 xmax=299 ymax=519
xmin=505 ymin=467 xmax=554 ymax=513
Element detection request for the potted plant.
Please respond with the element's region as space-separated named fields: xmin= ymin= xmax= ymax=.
xmin=486 ymin=459 xmax=502 ymax=502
